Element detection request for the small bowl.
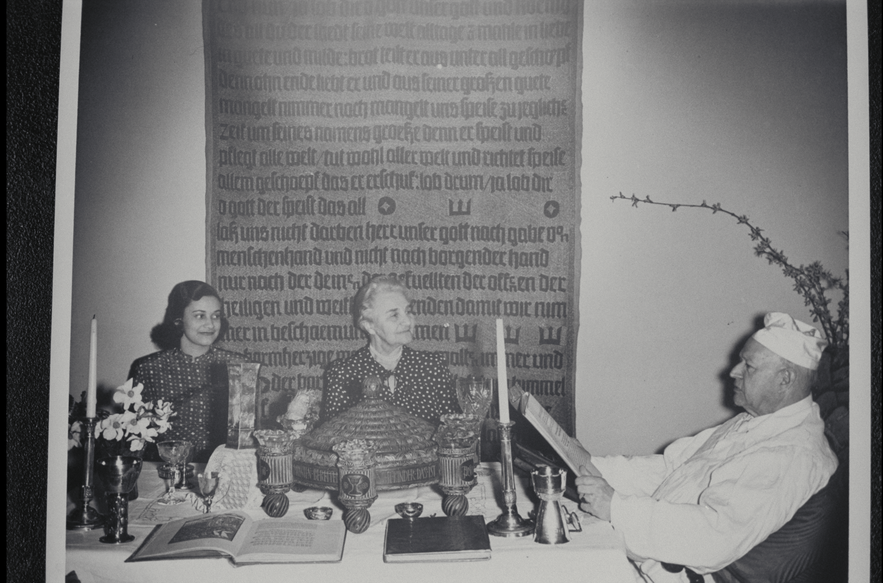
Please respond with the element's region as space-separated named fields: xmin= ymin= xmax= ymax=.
xmin=395 ymin=502 xmax=423 ymax=520
xmin=303 ymin=506 xmax=333 ymax=520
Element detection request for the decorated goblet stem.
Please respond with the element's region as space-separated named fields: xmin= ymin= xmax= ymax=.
xmin=101 ymin=493 xmax=133 ymax=544
xmin=157 ymin=464 xmax=183 ymax=505
xmin=176 ymin=462 xmax=190 ymax=489
xmin=334 ymin=440 xmax=377 ymax=534
xmin=436 ymin=413 xmax=481 ymax=516
xmin=438 ymin=443 xmax=477 ymax=516
xmin=253 ymin=430 xmax=299 ymax=517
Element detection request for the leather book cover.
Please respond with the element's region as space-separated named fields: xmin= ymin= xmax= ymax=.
xmin=383 ymin=515 xmax=492 ymax=563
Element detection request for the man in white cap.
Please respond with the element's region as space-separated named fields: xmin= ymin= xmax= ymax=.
xmin=575 ymin=313 xmax=838 ymax=583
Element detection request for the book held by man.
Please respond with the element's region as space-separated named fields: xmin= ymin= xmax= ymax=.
xmin=383 ymin=515 xmax=492 ymax=563
xmin=507 ymin=385 xmax=596 ymax=477
xmin=126 ymin=510 xmax=346 ymax=566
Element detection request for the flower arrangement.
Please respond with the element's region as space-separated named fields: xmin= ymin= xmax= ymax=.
xmin=68 ymin=378 xmax=175 ymax=454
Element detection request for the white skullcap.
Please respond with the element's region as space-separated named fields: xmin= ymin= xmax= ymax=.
xmin=751 ymin=312 xmax=828 ymax=370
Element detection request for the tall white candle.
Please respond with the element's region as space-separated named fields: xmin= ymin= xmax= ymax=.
xmin=496 ymin=318 xmax=509 ymax=424
xmin=86 ymin=316 xmax=97 ymax=418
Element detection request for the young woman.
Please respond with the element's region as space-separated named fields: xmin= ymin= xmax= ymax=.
xmin=128 ymin=280 xmax=242 ymax=462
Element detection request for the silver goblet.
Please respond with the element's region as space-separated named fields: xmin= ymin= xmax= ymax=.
xmin=95 ymin=455 xmax=143 ymax=544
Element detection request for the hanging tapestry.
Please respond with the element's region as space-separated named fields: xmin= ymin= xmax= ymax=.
xmin=204 ymin=0 xmax=584 ymax=441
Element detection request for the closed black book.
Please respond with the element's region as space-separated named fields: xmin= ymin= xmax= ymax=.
xmin=383 ymin=515 xmax=492 ymax=563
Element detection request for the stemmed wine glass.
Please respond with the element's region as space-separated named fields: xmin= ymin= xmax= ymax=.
xmin=157 ymin=440 xmax=192 ymax=505
xmin=456 ymin=376 xmax=493 ymax=473
xmin=197 ymin=472 xmax=220 ymax=513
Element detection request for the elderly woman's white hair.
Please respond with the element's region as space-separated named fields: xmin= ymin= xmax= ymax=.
xmin=351 ymin=275 xmax=410 ymax=333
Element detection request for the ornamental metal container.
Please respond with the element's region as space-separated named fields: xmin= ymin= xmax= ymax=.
xmin=291 ymin=377 xmax=440 ymax=492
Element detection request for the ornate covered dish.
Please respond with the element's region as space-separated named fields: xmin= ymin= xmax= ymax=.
xmin=291 ymin=377 xmax=440 ymax=491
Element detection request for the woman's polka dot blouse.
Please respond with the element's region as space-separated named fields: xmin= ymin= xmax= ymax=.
xmin=128 ymin=346 xmax=242 ymax=462
xmin=321 ymin=345 xmax=460 ymax=424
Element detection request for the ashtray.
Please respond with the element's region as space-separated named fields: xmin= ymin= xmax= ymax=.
xmin=394 ymin=502 xmax=423 ymax=520
xmin=303 ymin=506 xmax=333 ymax=520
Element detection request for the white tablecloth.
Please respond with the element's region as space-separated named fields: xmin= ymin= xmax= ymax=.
xmin=66 ymin=460 xmax=641 ymax=583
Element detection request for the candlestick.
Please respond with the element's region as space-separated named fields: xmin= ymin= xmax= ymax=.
xmin=86 ymin=316 xmax=97 ymax=418
xmin=495 ymin=319 xmax=510 ymax=424
xmin=66 ymin=417 xmax=105 ymax=530
xmin=487 ymin=421 xmax=533 ymax=537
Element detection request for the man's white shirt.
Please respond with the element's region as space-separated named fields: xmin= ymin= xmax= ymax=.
xmin=592 ymin=397 xmax=837 ymax=582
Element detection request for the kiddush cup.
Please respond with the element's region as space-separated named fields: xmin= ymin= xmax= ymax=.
xmin=95 ymin=456 xmax=143 ymax=544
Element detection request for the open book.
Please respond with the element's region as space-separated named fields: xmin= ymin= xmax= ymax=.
xmin=507 ymin=385 xmax=598 ymax=477
xmin=126 ymin=510 xmax=346 ymax=566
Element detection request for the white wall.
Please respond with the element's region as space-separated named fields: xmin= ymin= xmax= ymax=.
xmin=68 ymin=0 xmax=849 ymax=456
xmin=577 ymin=1 xmax=848 ymax=454
xmin=69 ymin=0 xmax=207 ymax=400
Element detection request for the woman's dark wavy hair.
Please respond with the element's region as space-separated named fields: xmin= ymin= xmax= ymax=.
xmin=150 ymin=280 xmax=228 ymax=350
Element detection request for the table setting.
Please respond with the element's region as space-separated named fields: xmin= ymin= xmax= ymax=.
xmin=67 ymin=458 xmax=640 ymax=583
xmin=65 ymin=317 xmax=641 ymax=583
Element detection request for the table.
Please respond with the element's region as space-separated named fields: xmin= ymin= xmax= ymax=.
xmin=66 ymin=460 xmax=642 ymax=583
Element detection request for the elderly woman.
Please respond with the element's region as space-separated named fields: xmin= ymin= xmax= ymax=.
xmin=128 ymin=280 xmax=243 ymax=462
xmin=321 ymin=275 xmax=460 ymax=424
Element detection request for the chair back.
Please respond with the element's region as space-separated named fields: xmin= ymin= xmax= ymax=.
xmin=711 ymin=461 xmax=847 ymax=583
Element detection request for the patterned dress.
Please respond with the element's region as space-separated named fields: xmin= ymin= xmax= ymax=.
xmin=128 ymin=346 xmax=243 ymax=462
xmin=321 ymin=345 xmax=460 ymax=424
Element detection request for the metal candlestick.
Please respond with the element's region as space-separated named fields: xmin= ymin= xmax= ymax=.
xmin=487 ymin=421 xmax=534 ymax=537
xmin=67 ymin=417 xmax=105 ymax=530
